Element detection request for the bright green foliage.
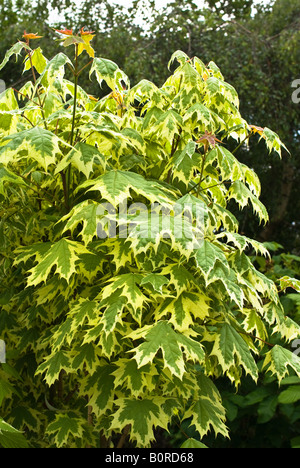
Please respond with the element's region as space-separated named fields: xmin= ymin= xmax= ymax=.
xmin=0 ymin=418 xmax=29 ymax=448
xmin=181 ymin=437 xmax=208 ymax=448
xmin=0 ymin=33 xmax=299 ymax=449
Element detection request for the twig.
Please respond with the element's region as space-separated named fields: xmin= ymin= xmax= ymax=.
xmin=117 ymin=424 xmax=131 ymax=448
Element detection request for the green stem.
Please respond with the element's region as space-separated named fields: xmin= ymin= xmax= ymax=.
xmin=196 ymin=142 xmax=208 ymax=197
xmin=64 ymin=44 xmax=79 ymax=212
xmin=232 ymin=132 xmax=252 ymax=154
xmin=166 ymin=130 xmax=182 ymax=184
xmin=70 ymin=45 xmax=79 ymax=147
xmin=117 ymin=424 xmax=131 ymax=448
xmin=77 ymin=59 xmax=93 ymax=77
xmin=27 ymin=49 xmax=48 ymax=130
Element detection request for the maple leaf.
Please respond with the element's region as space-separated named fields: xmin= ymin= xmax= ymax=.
xmin=210 ymin=322 xmax=258 ymax=384
xmin=110 ymin=397 xmax=171 ymax=447
xmin=262 ymin=345 xmax=300 ymax=384
xmin=279 ymin=276 xmax=300 ymax=293
xmin=80 ymin=27 xmax=95 ymax=36
xmin=77 ymin=32 xmax=95 ymax=59
xmin=16 ymin=238 xmax=90 ymax=286
xmin=111 ymin=359 xmax=158 ymax=397
xmin=0 ymin=164 xmax=26 ymax=196
xmin=36 ymin=350 xmax=72 ymax=386
xmin=196 ymin=130 xmax=223 ymax=148
xmin=90 ymin=57 xmax=129 ymax=91
xmin=128 ymin=320 xmax=205 ymax=379
xmin=99 ymin=273 xmax=147 ymax=326
xmin=46 ymin=412 xmax=86 ymax=447
xmin=79 ymin=169 xmax=176 ymax=207
xmin=55 ymin=28 xmax=74 ymax=36
xmin=55 ymin=28 xmax=95 ymax=58
xmin=0 ymin=127 xmax=64 ymax=170
xmin=22 ymin=31 xmax=43 ymax=42
xmin=0 ymin=41 xmax=31 ymax=72
xmin=55 ymin=141 xmax=105 ymax=179
xmin=0 ymin=419 xmax=29 ymax=448
xmin=249 ymin=124 xmax=264 ymax=136
xmin=80 ymin=364 xmax=116 ymax=416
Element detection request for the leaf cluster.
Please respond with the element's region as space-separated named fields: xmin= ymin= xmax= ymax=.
xmin=0 ymin=36 xmax=299 ymax=448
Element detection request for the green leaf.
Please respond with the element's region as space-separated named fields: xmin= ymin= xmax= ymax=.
xmin=55 ymin=141 xmax=105 ymax=178
xmin=25 ymin=239 xmax=89 ymax=286
xmin=146 ymin=109 xmax=183 ymax=142
xmin=0 ymin=127 xmax=64 ymax=170
xmin=156 ymin=291 xmax=211 ymax=332
xmin=140 ymin=273 xmax=169 ymax=293
xmin=79 ymin=169 xmax=176 ymax=207
xmin=46 ymin=412 xmax=85 ymax=448
xmin=127 ymin=79 xmax=160 ymax=106
xmin=110 ymin=397 xmax=170 ymax=447
xmin=90 ymin=57 xmax=129 ymax=91
xmin=216 ymin=231 xmax=270 ymax=257
xmin=23 ymin=47 xmax=48 ymax=74
xmin=279 ymin=276 xmax=300 ymax=293
xmin=206 ymin=76 xmax=239 ymax=107
xmin=183 ymin=373 xmax=229 ymax=439
xmin=98 ymin=290 xmax=127 ymax=333
xmin=168 ymin=50 xmax=189 ymax=69
xmin=129 ymin=320 xmax=205 ymax=379
xmin=0 ymin=41 xmax=31 ymax=72
xmin=80 ymin=364 xmax=115 ymax=416
xmin=9 ymin=406 xmax=42 ymax=433
xmin=100 ymin=273 xmax=147 ymax=326
xmin=183 ymin=103 xmax=224 ymax=133
xmin=51 ymin=298 xmax=98 ymax=350
xmin=0 ymin=418 xmax=29 ymax=448
xmin=166 ymin=141 xmax=200 ymax=186
xmin=0 ymin=164 xmax=26 ymax=196
xmin=278 ymin=385 xmax=300 ymax=404
xmin=60 ymin=200 xmax=100 ymax=246
xmin=36 ymin=350 xmax=72 ymax=386
xmin=194 ymin=240 xmax=229 ymax=283
xmin=242 ymin=309 xmax=268 ymax=343
xmin=210 ymin=323 xmax=258 ymax=382
xmin=39 ymin=52 xmax=72 ymax=88
xmin=0 ymin=88 xmax=19 ymax=111
xmin=228 ymin=180 xmax=269 ymax=224
xmin=291 ymin=436 xmax=300 ymax=448
xmin=185 ymin=397 xmax=229 ymax=439
xmin=112 ymin=359 xmax=157 ymax=397
xmin=262 ymin=345 xmax=300 ymax=384
xmin=180 ymin=438 xmax=208 ymax=448
xmin=124 ymin=208 xmax=202 ymax=257
xmin=71 ymin=343 xmax=101 ymax=374
xmin=0 ymin=379 xmax=14 ymax=406
xmin=262 ymin=127 xmax=289 ymax=156
xmin=205 ymin=146 xmax=244 ymax=182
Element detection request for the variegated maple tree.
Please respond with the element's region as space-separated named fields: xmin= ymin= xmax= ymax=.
xmin=0 ymin=29 xmax=300 ymax=448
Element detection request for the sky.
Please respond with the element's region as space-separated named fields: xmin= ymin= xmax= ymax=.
xmin=48 ymin=0 xmax=206 ymax=25
xmin=48 ymin=0 xmax=271 ymax=25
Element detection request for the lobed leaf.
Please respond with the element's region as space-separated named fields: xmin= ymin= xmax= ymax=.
xmin=129 ymin=320 xmax=205 ymax=379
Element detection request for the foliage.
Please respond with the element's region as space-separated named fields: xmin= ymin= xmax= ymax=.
xmin=164 ymin=244 xmax=300 ymax=449
xmin=0 ymin=29 xmax=299 ymax=448
xmin=1 ymin=0 xmax=299 ymax=256
xmin=201 ymin=245 xmax=300 ymax=448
